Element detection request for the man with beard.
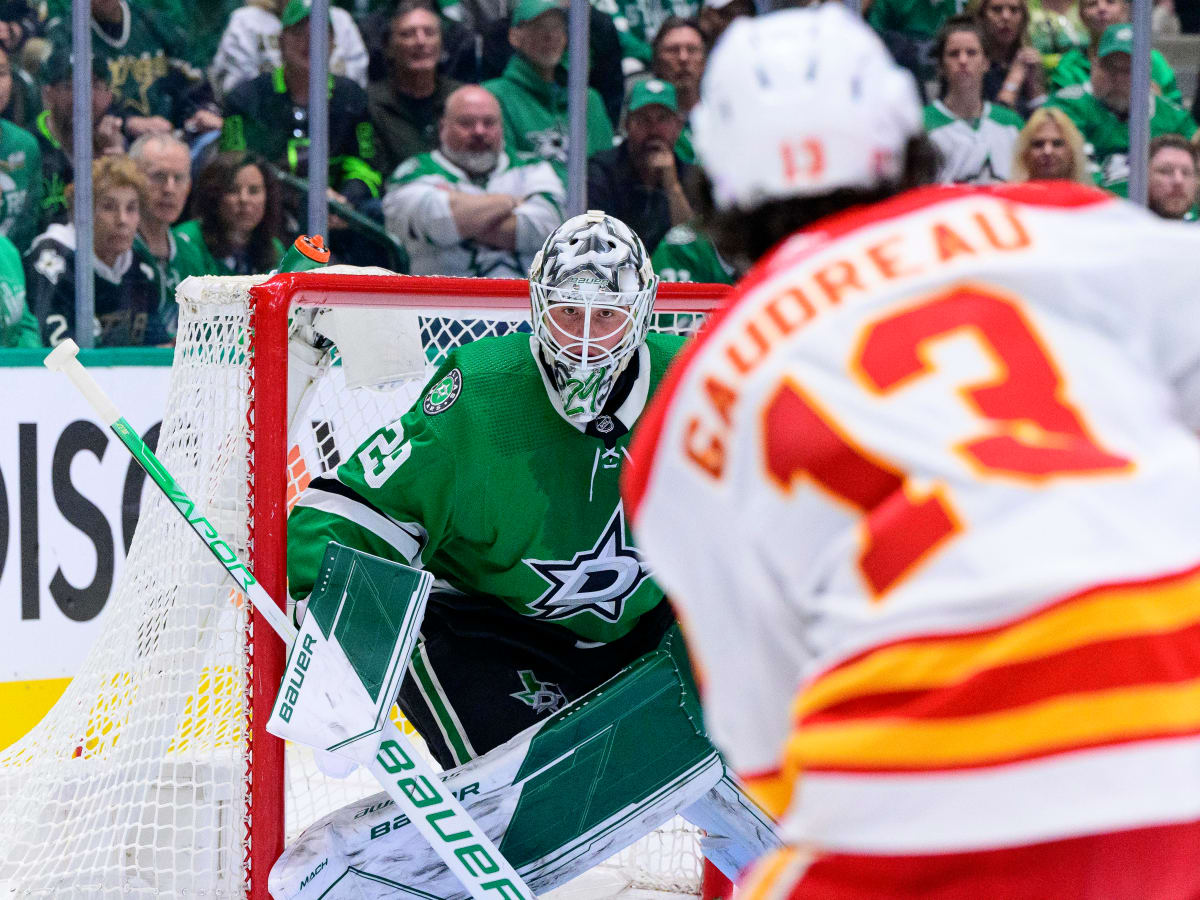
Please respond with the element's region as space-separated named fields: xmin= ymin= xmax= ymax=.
xmin=587 ymin=78 xmax=694 ymax=255
xmin=650 ymin=17 xmax=705 ymax=163
xmin=1147 ymin=134 xmax=1199 ymax=220
xmin=382 ymin=84 xmax=564 ymax=276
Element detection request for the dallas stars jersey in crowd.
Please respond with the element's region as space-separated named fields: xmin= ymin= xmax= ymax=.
xmin=924 ymin=100 xmax=1023 ymax=184
xmin=382 ymin=149 xmax=564 ymax=277
xmin=626 ymin=183 xmax=1200 ymax=897
xmin=26 ymin=223 xmax=166 ymax=347
xmin=651 ymin=224 xmax=735 ymax=285
xmin=1046 ymin=83 xmax=1197 ymax=197
xmin=289 ymin=330 xmax=684 ymax=645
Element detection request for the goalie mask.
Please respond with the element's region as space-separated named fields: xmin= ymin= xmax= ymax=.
xmin=530 ymin=211 xmax=658 ymax=424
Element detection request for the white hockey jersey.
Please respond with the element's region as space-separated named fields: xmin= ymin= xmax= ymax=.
xmin=625 ymin=182 xmax=1200 ymax=894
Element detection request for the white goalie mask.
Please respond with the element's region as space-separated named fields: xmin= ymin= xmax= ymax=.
xmin=529 ymin=210 xmax=658 ymax=424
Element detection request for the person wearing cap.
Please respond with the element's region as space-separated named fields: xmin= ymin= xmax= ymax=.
xmin=626 ymin=5 xmax=1200 ymax=898
xmin=481 ymin=0 xmax=614 ymax=173
xmin=43 ymin=0 xmax=213 ymax=138
xmin=382 ymin=84 xmax=564 ymax=277
xmin=209 ymin=0 xmax=369 ymax=102
xmin=220 ymin=0 xmax=383 ymax=213
xmin=595 ymin=0 xmax=683 ymax=73
xmin=1046 ymin=22 xmax=1195 ymax=196
xmin=1048 ymin=0 xmax=1182 ymax=102
xmin=34 ymin=45 xmax=125 ymax=233
xmin=586 ymin=78 xmax=693 ymax=255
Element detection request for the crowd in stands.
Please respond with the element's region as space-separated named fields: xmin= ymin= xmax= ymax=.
xmin=0 ymin=0 xmax=1195 ymax=349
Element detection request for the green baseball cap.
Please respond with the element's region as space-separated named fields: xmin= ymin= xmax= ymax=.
xmin=1097 ymin=23 xmax=1134 ymax=58
xmin=628 ymin=78 xmax=679 ymax=115
xmin=512 ymin=0 xmax=565 ymax=26
xmin=280 ymin=0 xmax=330 ymax=28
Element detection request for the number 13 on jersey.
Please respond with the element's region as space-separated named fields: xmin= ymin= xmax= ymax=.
xmin=762 ymin=284 xmax=1132 ymax=598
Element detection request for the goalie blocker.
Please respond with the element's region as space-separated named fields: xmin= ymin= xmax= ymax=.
xmin=269 ymin=545 xmax=778 ymax=899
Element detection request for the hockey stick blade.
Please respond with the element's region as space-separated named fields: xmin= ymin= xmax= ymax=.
xmin=45 ymin=339 xmax=536 ymax=900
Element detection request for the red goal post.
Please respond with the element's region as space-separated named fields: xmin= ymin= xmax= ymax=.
xmin=247 ymin=272 xmax=731 ymax=898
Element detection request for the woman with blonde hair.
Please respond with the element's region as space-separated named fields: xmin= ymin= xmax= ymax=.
xmin=26 ymin=154 xmax=168 ymax=347
xmin=1011 ymin=106 xmax=1093 ymax=182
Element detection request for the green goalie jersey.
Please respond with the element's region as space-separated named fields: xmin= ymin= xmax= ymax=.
xmin=288 ymin=330 xmax=685 ymax=644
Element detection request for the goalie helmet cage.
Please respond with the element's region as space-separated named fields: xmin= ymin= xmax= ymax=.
xmin=0 ymin=270 xmax=730 ymax=900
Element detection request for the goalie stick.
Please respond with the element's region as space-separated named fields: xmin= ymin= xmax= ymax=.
xmin=43 ymin=339 xmax=535 ymax=900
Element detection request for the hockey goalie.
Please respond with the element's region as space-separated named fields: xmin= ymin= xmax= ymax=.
xmin=269 ymin=212 xmax=778 ymax=897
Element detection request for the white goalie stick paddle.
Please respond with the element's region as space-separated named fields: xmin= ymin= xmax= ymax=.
xmin=45 ymin=339 xmax=536 ymax=900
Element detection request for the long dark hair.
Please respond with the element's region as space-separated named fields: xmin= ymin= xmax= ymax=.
xmin=932 ymin=14 xmax=987 ymax=98
xmin=191 ymin=152 xmax=283 ymax=273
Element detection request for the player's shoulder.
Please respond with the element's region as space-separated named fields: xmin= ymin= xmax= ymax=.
xmin=646 ymin=330 xmax=688 ymax=380
xmin=416 ymin=332 xmax=538 ymax=422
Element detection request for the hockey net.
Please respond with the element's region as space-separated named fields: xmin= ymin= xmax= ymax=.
xmin=0 ymin=270 xmax=728 ymax=899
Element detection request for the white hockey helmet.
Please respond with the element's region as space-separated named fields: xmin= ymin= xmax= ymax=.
xmin=691 ymin=4 xmax=923 ymax=211
xmin=529 ymin=210 xmax=658 ymax=424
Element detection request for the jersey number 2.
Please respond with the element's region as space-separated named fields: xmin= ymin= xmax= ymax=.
xmin=763 ymin=285 xmax=1131 ymax=597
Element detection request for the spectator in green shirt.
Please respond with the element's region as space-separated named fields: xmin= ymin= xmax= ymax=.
xmin=0 ymin=44 xmax=40 ymax=254
xmin=129 ymin=133 xmax=216 ymax=336
xmin=482 ymin=0 xmax=614 ymax=174
xmin=0 ymin=231 xmax=35 ymax=347
xmin=176 ymin=151 xmax=284 ymax=276
xmin=1048 ymin=0 xmax=1182 ymax=103
xmin=1046 ymin=24 xmax=1196 ymax=196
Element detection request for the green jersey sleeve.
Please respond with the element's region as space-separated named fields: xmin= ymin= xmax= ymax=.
xmin=0 ymin=232 xmax=35 ymax=347
xmin=287 ymin=393 xmax=459 ymax=603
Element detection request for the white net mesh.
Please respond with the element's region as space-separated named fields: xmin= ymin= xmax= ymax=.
xmin=0 ymin=272 xmax=720 ymax=899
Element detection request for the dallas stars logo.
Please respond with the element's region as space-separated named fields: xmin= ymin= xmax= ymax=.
xmin=524 ymin=505 xmax=648 ymax=623
xmin=510 ymin=670 xmax=567 ymax=714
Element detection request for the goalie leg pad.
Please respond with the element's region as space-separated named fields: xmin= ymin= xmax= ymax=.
xmin=682 ymin=772 xmax=783 ymax=881
xmin=271 ymin=641 xmax=724 ymax=899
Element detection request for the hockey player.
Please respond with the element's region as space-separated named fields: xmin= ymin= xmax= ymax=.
xmin=625 ymin=5 xmax=1200 ymax=898
xmin=280 ymin=210 xmax=777 ymax=896
xmin=289 ymin=210 xmax=683 ymax=769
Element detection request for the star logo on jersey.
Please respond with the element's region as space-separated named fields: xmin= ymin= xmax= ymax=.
xmin=34 ymin=247 xmax=66 ymax=285
xmin=423 ymin=368 xmax=462 ymax=415
xmin=527 ymin=127 xmax=569 ymax=164
xmin=510 ymin=669 xmax=567 ymax=714
xmin=524 ymin=505 xmax=649 ymax=623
